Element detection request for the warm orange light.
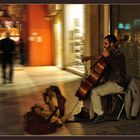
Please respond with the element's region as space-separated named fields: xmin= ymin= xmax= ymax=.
xmin=27 ymin=5 xmax=54 ymax=66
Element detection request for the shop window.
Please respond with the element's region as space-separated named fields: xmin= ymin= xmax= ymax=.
xmin=65 ymin=4 xmax=85 ymax=74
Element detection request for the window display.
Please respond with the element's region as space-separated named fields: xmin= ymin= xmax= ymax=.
xmin=69 ymin=18 xmax=84 ymax=66
xmin=65 ymin=4 xmax=85 ymax=74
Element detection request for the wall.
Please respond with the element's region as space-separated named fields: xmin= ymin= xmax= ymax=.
xmin=27 ymin=5 xmax=54 ymax=66
xmin=89 ymin=5 xmax=100 ymax=68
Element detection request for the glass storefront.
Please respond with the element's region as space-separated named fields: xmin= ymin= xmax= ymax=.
xmin=64 ymin=4 xmax=85 ymax=75
xmin=110 ymin=5 xmax=140 ymax=78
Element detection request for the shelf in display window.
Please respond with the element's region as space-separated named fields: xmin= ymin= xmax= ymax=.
xmin=75 ymin=52 xmax=82 ymax=55
xmin=75 ymin=49 xmax=82 ymax=53
xmin=73 ymin=28 xmax=80 ymax=33
xmin=74 ymin=45 xmax=81 ymax=49
xmin=69 ymin=25 xmax=84 ymax=67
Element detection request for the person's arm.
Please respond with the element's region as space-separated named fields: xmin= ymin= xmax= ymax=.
xmin=81 ymin=55 xmax=97 ymax=63
xmin=105 ymin=54 xmax=125 ymax=69
xmin=100 ymin=48 xmax=122 ymax=68
xmin=11 ymin=40 xmax=16 ymax=55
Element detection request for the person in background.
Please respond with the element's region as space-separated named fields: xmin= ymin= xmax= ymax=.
xmin=0 ymin=32 xmax=16 ymax=84
xmin=18 ymin=37 xmax=26 ymax=65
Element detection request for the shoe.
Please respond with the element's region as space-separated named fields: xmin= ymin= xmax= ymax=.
xmin=93 ymin=115 xmax=104 ymax=124
xmin=56 ymin=122 xmax=63 ymax=127
xmin=131 ymin=116 xmax=136 ymax=120
xmin=74 ymin=107 xmax=90 ymax=121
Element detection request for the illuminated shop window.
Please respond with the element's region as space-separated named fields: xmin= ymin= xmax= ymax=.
xmin=65 ymin=4 xmax=85 ymax=74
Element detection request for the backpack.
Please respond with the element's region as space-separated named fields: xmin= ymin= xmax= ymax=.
xmin=24 ymin=85 xmax=66 ymax=135
xmin=124 ymin=77 xmax=140 ymax=119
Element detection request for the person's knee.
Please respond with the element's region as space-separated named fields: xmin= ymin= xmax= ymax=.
xmin=91 ymin=90 xmax=99 ymax=99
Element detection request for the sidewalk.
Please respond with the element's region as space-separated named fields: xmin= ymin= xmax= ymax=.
xmin=0 ymin=66 xmax=140 ymax=135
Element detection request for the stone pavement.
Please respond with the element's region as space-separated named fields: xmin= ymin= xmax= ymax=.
xmin=0 ymin=66 xmax=140 ymax=136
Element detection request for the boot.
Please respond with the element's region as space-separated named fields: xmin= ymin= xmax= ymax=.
xmin=74 ymin=107 xmax=90 ymax=121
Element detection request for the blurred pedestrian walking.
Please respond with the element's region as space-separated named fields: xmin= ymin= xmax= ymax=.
xmin=0 ymin=32 xmax=16 ymax=84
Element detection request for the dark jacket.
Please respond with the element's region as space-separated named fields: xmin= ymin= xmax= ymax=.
xmin=0 ymin=37 xmax=16 ymax=61
xmin=105 ymin=47 xmax=127 ymax=87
